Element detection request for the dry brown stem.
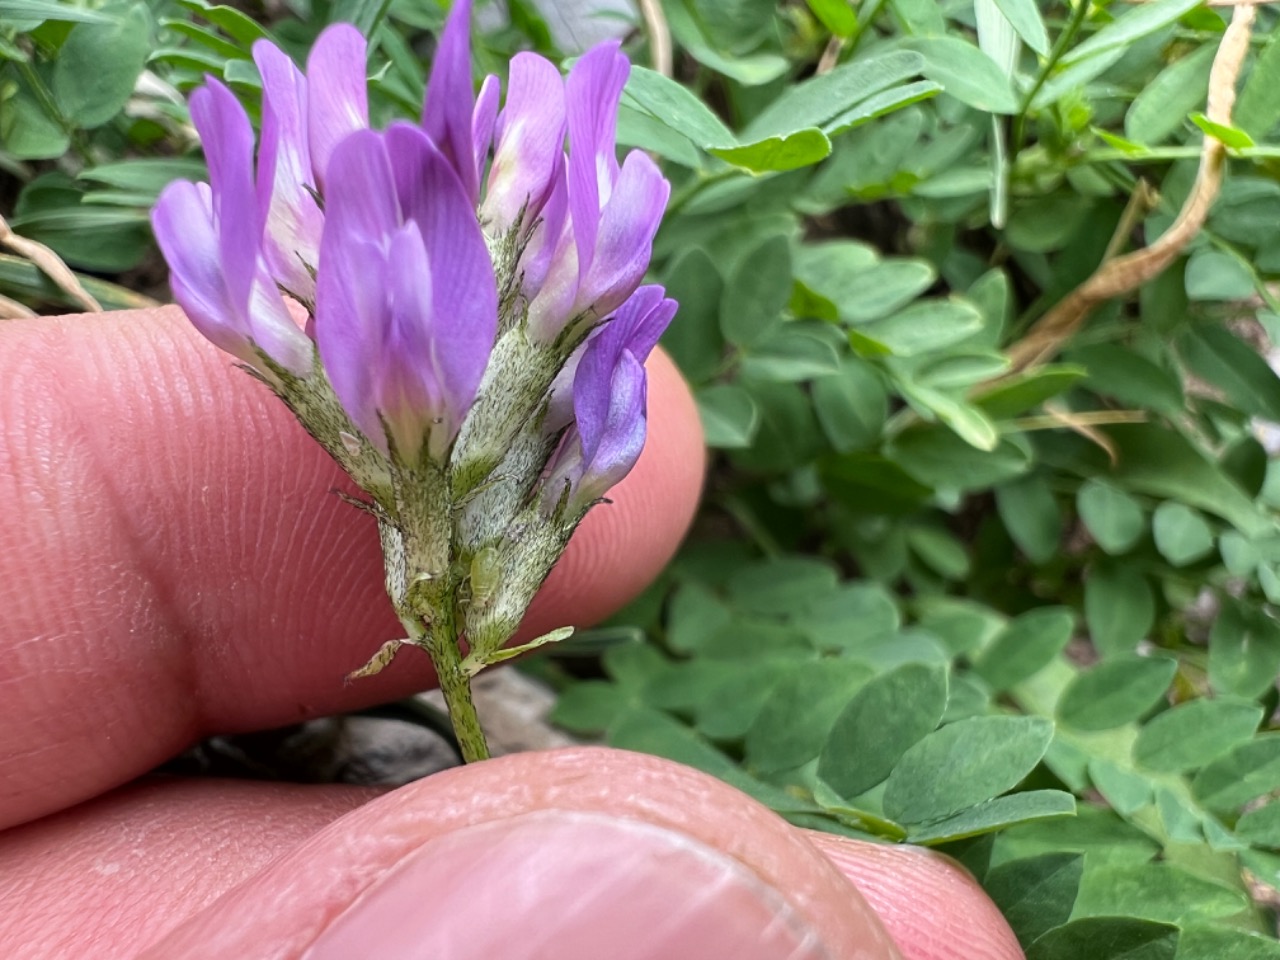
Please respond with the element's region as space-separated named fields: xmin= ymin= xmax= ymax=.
xmin=0 ymin=213 xmax=102 ymax=314
xmin=1004 ymin=2 xmax=1256 ymax=373
xmin=637 ymin=0 xmax=673 ymax=77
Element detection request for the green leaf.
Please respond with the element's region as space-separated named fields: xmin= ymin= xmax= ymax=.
xmin=883 ymin=715 xmax=1054 ymax=824
xmin=1125 ymin=44 xmax=1216 ymax=145
xmin=817 ymin=662 xmax=948 ymax=798
xmin=861 ymin=298 xmax=985 ymax=355
xmin=1236 ymin=31 xmax=1280 ymax=140
xmin=727 ymin=557 xmax=840 ymax=616
xmin=813 ymin=357 xmax=888 ymax=452
xmin=741 ymin=327 xmax=841 ymax=381
xmin=975 ymin=365 xmax=1086 ymax=419
xmin=1058 ymin=655 xmax=1178 ymax=731
xmin=745 ymin=659 xmax=873 ymax=772
xmin=973 ymin=607 xmax=1074 ymax=692
xmin=907 ymin=525 xmax=971 ymax=578
xmin=838 ymin=259 xmax=936 ymax=322
xmin=996 ymin=475 xmax=1062 ymax=564
xmin=1089 ymin=758 xmax=1153 ymax=815
xmin=550 ymin=680 xmax=626 ymax=734
xmin=52 ymin=3 xmax=151 ymax=128
xmin=1189 ymin=113 xmax=1255 ymax=150
xmin=666 ymin=582 xmax=732 ymax=655
xmin=696 ymin=384 xmax=760 ymax=448
xmin=661 ymin=248 xmax=725 ymax=383
xmin=177 ymin=0 xmax=272 ymax=47
xmin=985 ymin=854 xmax=1084 ymax=949
xmin=1236 ymin=803 xmax=1280 ymax=850
xmin=745 ymin=50 xmax=926 ymax=139
xmin=1073 ymin=863 xmax=1248 ymax=925
xmin=721 ymin=235 xmax=792 ymax=347
xmin=1100 ymin=424 xmax=1269 ymax=538
xmin=1177 ymin=926 xmax=1280 ymax=960
xmin=1208 ymin=601 xmax=1280 ymax=700
xmin=609 ymin=707 xmax=811 ymax=812
xmin=0 ymin=94 xmax=69 ymax=160
xmin=795 ymin=583 xmax=900 ymax=651
xmin=1085 ymin=562 xmax=1155 ymax=657
xmin=1151 ymin=502 xmax=1215 ymax=566
xmin=1133 ymin=698 xmax=1263 ymax=773
xmin=990 ymin=0 xmax=1049 ymax=56
xmin=78 ymin=158 xmax=207 ymax=194
xmin=708 ymin=129 xmax=832 ymax=173
xmin=329 ymin=0 xmax=394 ymax=36
xmin=901 ymin=37 xmax=1020 ymax=114
xmin=1077 ymin=480 xmax=1146 ymax=555
xmin=888 ymin=427 xmax=1031 ymax=492
xmin=0 ymin=0 xmax=113 ymax=22
xmin=1185 ymin=248 xmax=1255 ymax=301
xmin=1026 ymin=918 xmax=1178 ymax=960
xmin=1060 ymin=0 xmax=1201 ymax=67
xmin=1179 ymin=326 xmax=1280 ymax=420
xmin=623 ymin=65 xmax=736 ymax=147
xmin=908 ymin=790 xmax=1075 ymax=844
xmin=806 ymin=0 xmax=857 ymax=37
xmin=1192 ymin=735 xmax=1280 ymax=813
xmin=694 ymin=658 xmax=792 ymax=738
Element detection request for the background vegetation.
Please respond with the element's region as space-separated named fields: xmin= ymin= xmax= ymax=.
xmin=6 ymin=0 xmax=1280 ymax=954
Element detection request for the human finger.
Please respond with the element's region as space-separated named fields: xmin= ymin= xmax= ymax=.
xmin=0 ymin=309 xmax=704 ymax=828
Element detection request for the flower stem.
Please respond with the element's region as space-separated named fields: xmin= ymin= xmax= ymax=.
xmin=418 ymin=599 xmax=491 ymax=763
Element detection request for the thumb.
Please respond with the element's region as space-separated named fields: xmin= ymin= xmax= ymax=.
xmin=139 ymin=748 xmax=901 ymax=960
xmin=806 ymin=832 xmax=1024 ymax=960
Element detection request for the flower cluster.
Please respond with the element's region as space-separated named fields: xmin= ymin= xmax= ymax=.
xmin=151 ymin=1 xmax=673 ymax=759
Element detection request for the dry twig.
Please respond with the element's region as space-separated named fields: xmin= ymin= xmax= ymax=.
xmin=0 ymin=213 xmax=102 ymax=314
xmin=636 ymin=0 xmax=673 ymax=77
xmin=1004 ymin=2 xmax=1256 ymax=373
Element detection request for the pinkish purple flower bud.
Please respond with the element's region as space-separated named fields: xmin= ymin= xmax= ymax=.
xmin=544 ymin=285 xmax=677 ymax=512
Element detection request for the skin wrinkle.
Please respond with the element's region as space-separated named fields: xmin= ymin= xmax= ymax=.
xmin=0 ymin=306 xmax=703 ymax=829
xmin=0 ymin=779 xmax=376 ymax=960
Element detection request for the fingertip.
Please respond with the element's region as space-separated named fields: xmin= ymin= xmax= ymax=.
xmin=140 ymin=749 xmax=898 ymax=960
xmin=804 ymin=832 xmax=1024 ymax=960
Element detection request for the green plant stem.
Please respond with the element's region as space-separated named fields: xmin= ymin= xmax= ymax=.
xmin=415 ymin=598 xmax=490 ymax=763
xmin=1010 ymin=0 xmax=1092 ymax=155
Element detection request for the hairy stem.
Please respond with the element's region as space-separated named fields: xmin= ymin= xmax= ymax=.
xmin=418 ymin=599 xmax=491 ymax=763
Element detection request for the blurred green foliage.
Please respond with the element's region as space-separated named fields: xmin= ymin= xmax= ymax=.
xmin=9 ymin=0 xmax=1280 ymax=953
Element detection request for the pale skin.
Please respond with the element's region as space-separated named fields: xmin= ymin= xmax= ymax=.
xmin=0 ymin=307 xmax=1023 ymax=959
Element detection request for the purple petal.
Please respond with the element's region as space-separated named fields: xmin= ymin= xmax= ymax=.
xmin=379 ymin=222 xmax=441 ymax=457
xmin=321 ymin=129 xmax=400 ymax=245
xmin=520 ymin=154 xmax=569 ymax=302
xmin=390 ymin=128 xmax=497 ymax=429
xmin=602 ymin=285 xmax=677 ymax=363
xmin=565 ymin=42 xmax=629 ymax=282
xmin=423 ymin=0 xmax=478 ymax=202
xmin=317 ymin=233 xmax=387 ymax=446
xmin=306 ymin=24 xmax=369 ymax=191
xmin=152 ymin=180 xmax=247 ymax=358
xmin=473 ymin=74 xmax=499 ymax=173
xmin=254 ymin=40 xmax=322 ymax=300
xmin=574 ymin=150 xmax=669 ymax=320
xmin=189 ymin=80 xmax=259 ymax=317
xmin=481 ymin=53 xmax=566 ymax=233
xmin=578 ymin=351 xmax=648 ymax=499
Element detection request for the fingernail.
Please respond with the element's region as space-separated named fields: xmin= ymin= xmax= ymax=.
xmin=305 ymin=810 xmax=833 ymax=960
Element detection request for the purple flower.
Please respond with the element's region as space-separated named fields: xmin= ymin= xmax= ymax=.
xmin=255 ymin=25 xmax=368 ymax=304
xmin=525 ymin=44 xmax=670 ymax=342
xmin=544 ymin=286 xmax=677 ymax=511
xmin=152 ymin=79 xmax=312 ymax=376
xmin=424 ymin=0 xmax=484 ymax=203
xmin=480 ymin=52 xmax=567 ymax=235
xmin=315 ymin=124 xmax=498 ymax=460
